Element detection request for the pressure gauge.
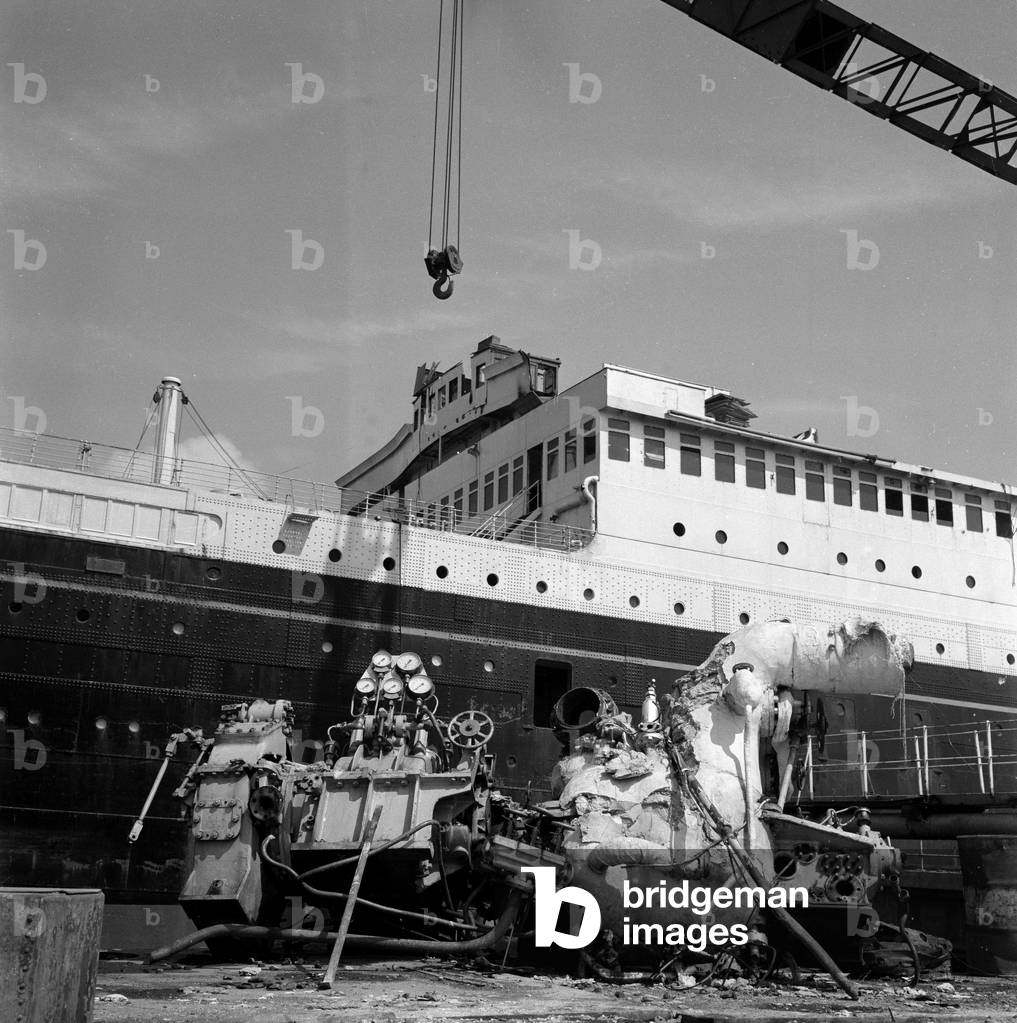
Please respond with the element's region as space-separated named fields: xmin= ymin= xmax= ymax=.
xmin=407 ymin=674 xmax=434 ymax=697
xmin=371 ymin=650 xmax=393 ymax=672
xmin=395 ymin=652 xmax=423 ymax=676
xmin=355 ymin=677 xmax=377 ymax=696
xmin=381 ymin=676 xmax=404 ymax=699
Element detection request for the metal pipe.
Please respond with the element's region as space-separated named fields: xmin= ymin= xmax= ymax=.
xmin=922 ymin=725 xmax=930 ymax=796
xmin=975 ymin=730 xmax=986 ymax=794
xmin=859 ymin=731 xmax=869 ymax=798
xmin=987 ymin=721 xmax=995 ymax=796
xmin=153 ymin=377 xmax=183 ymax=486
xmin=868 ymin=811 xmax=1017 ymax=839
xmin=148 ymin=891 xmax=523 ymax=964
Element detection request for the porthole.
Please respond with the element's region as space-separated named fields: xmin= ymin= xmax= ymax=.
xmin=715 ymin=530 xmax=727 ymax=545
xmin=206 ymin=566 xmax=222 ymax=581
xmin=486 ymin=573 xmax=499 ymax=587
xmin=383 ymin=557 xmax=396 ymax=571
xmin=673 ymin=522 xmax=686 ymax=537
xmin=583 ymin=588 xmax=595 ymax=601
xmin=436 ymin=565 xmax=449 ymax=579
xmin=75 ymin=608 xmax=91 ymax=623
xmin=8 ymin=602 xmax=23 ymax=614
xmin=629 ymin=595 xmax=640 ymax=608
xmin=95 ymin=716 xmax=108 ymax=731
xmin=738 ymin=612 xmax=750 ymax=625
xmin=935 ymin=643 xmax=945 ymax=655
xmin=874 ymin=559 xmax=885 ymax=573
xmin=0 ymin=709 xmax=6 ymax=724
xmin=834 ymin=702 xmax=846 ymax=718
xmin=1008 ymin=654 xmax=1015 ymax=666
xmin=674 ymin=602 xmax=686 ymax=615
xmin=912 ymin=712 xmax=924 ymax=726
xmin=328 ymin=549 xmax=342 ymax=563
xmin=536 ymin=580 xmax=548 ymax=594
xmin=431 ymin=654 xmax=443 ymax=668
xmin=171 ymin=622 xmax=185 ymax=636
xmin=321 ymin=641 xmax=334 ymax=654
xmin=483 ymin=660 xmax=494 ymax=673
xmin=836 ymin=552 xmax=848 ymax=566
xmin=27 ymin=711 xmax=40 ymax=725
xmin=128 ymin=721 xmax=140 ymax=734
xmin=911 ymin=565 xmax=922 ymax=579
xmin=777 ymin=542 xmax=789 ymax=556
xmin=271 ymin=539 xmax=286 ymax=554
xmin=506 ymin=755 xmax=518 ymax=768
xmin=966 ymin=575 xmax=976 ymax=589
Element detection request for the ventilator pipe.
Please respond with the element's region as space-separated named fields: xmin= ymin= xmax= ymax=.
xmin=148 ymin=890 xmax=523 ymax=963
xmin=581 ymin=475 xmax=598 ymax=534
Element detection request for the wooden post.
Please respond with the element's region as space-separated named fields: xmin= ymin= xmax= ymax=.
xmin=323 ymin=805 xmax=383 ymax=989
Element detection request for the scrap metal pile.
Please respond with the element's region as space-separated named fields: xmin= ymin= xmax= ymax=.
xmin=145 ymin=619 xmax=951 ymax=996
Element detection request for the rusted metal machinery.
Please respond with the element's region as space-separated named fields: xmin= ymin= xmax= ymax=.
xmin=146 ymin=623 xmax=951 ymax=992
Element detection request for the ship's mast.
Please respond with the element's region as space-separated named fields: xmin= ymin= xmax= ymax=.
xmin=152 ymin=376 xmax=183 ymax=485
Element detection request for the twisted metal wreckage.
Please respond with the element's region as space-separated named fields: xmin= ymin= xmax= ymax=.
xmin=144 ymin=617 xmax=951 ymax=997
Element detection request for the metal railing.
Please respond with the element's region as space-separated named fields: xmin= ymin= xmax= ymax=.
xmin=797 ymin=717 xmax=1017 ymax=802
xmin=0 ymin=426 xmax=593 ymax=552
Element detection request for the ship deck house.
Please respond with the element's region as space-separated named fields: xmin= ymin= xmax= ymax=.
xmin=338 ymin=340 xmax=1015 ymax=677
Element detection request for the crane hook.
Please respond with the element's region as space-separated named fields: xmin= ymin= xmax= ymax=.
xmin=432 ymin=273 xmax=454 ymax=300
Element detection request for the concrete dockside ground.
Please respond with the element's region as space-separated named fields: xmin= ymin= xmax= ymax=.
xmin=92 ymin=954 xmax=1017 ymax=1023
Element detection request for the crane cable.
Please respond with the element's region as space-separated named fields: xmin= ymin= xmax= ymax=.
xmin=425 ymin=0 xmax=465 ymax=300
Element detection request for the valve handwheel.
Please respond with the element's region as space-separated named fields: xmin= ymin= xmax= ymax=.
xmin=447 ymin=710 xmax=494 ymax=749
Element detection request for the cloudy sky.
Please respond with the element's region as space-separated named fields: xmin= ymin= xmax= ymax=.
xmin=2 ymin=0 xmax=1014 ymax=487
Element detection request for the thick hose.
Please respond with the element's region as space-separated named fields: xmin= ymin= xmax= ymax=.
xmin=297 ymin=820 xmax=438 ymax=881
xmin=149 ymin=890 xmax=522 ymax=963
xmin=665 ymin=738 xmax=859 ymax=1001
xmin=261 ymin=834 xmax=482 ymax=932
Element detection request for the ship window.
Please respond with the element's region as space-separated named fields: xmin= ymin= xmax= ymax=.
xmin=859 ymin=471 xmax=878 ymax=511
xmin=583 ymin=419 xmax=597 ymax=463
xmin=427 ymin=393 xmax=434 ymax=418
xmin=775 ymin=452 xmax=795 ymax=495
xmin=910 ymin=484 xmax=929 ymax=522
xmin=533 ymin=659 xmax=572 ymax=728
xmin=995 ymin=501 xmax=1013 ymax=538
xmin=805 ymin=460 xmax=825 ymax=502
xmin=644 ymin=424 xmax=665 ymax=470
xmin=714 ymin=440 xmax=735 ymax=483
xmin=608 ymin=418 xmax=629 ymax=462
xmin=462 ymin=376 xmax=471 ymax=396
xmin=745 ymin=447 xmax=765 ymax=490
xmin=476 ymin=364 xmax=486 ymax=387
xmin=833 ymin=466 xmax=852 ymax=507
xmin=448 ymin=378 xmax=458 ymax=403
xmin=512 ymin=456 xmax=524 ymax=496
xmin=885 ymin=478 xmax=904 ymax=517
xmin=680 ymin=433 xmax=701 ymax=476
xmin=453 ymin=488 xmax=463 ymax=522
xmin=565 ymin=429 xmax=578 ymax=472
xmin=413 ymin=408 xmax=419 ymax=430
xmin=468 ymin=481 xmax=478 ymax=517
xmin=965 ymin=494 xmax=983 ymax=533
xmin=483 ymin=472 xmax=494 ymax=511
xmin=438 ymin=385 xmax=447 ymax=409
xmin=498 ymin=463 xmax=509 ymax=504
xmin=935 ymin=488 xmax=953 ymax=526
xmin=546 ymin=438 xmax=560 ymax=481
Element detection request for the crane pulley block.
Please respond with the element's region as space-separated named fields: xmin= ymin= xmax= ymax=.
xmin=424 ymin=244 xmax=463 ymax=300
